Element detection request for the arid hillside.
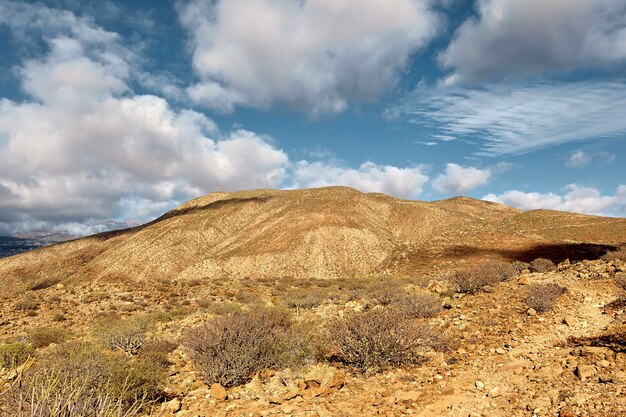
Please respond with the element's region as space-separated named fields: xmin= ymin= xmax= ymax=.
xmin=1 ymin=186 xmax=625 ymax=294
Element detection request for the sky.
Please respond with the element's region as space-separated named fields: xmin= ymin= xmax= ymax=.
xmin=0 ymin=0 xmax=625 ymax=235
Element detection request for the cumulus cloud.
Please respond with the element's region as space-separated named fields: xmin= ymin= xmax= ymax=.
xmin=290 ymin=161 xmax=429 ymax=199
xmin=440 ymin=0 xmax=626 ymax=84
xmin=387 ymin=80 xmax=626 ymax=156
xmin=0 ymin=3 xmax=288 ymax=233
xmin=566 ymin=150 xmax=591 ymax=167
xmin=484 ymin=184 xmax=626 ymax=216
xmin=179 ymin=0 xmax=440 ymax=115
xmin=432 ymin=163 xmax=491 ymax=194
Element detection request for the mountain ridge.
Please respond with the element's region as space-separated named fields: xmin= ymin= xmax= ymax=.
xmin=0 ymin=186 xmax=624 ymax=294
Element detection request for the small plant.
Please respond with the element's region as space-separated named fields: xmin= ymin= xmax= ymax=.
xmin=28 ymin=278 xmax=60 ymax=291
xmin=530 ymin=258 xmax=557 ymax=273
xmin=27 ymin=327 xmax=69 ymax=349
xmin=51 ymin=311 xmax=66 ymax=322
xmin=391 ymin=293 xmax=442 ymax=319
xmin=328 ymin=307 xmax=439 ymax=372
xmin=139 ymin=339 xmax=178 ymax=367
xmin=601 ymin=245 xmax=626 ymax=262
xmin=184 ymin=308 xmax=315 ymax=387
xmin=93 ymin=315 xmax=154 ymax=355
xmin=614 ymin=273 xmax=626 ymax=292
xmin=512 ymin=261 xmax=531 ymax=273
xmin=14 ymin=299 xmax=39 ymax=311
xmin=0 ymin=342 xmax=35 ymax=368
xmin=525 ymin=283 xmax=567 ymax=313
xmin=448 ymin=263 xmax=506 ymax=294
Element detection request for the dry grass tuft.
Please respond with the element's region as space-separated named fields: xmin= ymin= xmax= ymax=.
xmin=448 ymin=261 xmax=515 ymax=294
xmin=27 ymin=327 xmax=69 ymax=349
xmin=530 ymin=258 xmax=557 ymax=273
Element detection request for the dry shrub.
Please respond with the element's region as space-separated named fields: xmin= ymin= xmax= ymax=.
xmin=613 ymin=273 xmax=626 ymax=292
xmin=512 ymin=261 xmax=531 ymax=273
xmin=28 ymin=278 xmax=60 ymax=291
xmin=139 ymin=339 xmax=178 ymax=367
xmin=1 ymin=341 xmax=165 ymax=416
xmin=281 ymin=288 xmax=328 ymax=310
xmin=328 ymin=307 xmax=441 ymax=372
xmin=51 ymin=311 xmax=66 ymax=322
xmin=525 ymin=283 xmax=567 ymax=313
xmin=27 ymin=327 xmax=69 ymax=349
xmin=601 ymin=245 xmax=626 ymax=262
xmin=366 ymin=280 xmax=405 ymax=306
xmin=206 ymin=301 xmax=242 ymax=316
xmin=391 ymin=293 xmax=442 ymax=319
xmin=184 ymin=308 xmax=316 ymax=387
xmin=447 ymin=262 xmax=512 ymax=294
xmin=14 ymin=299 xmax=39 ymax=311
xmin=530 ymin=258 xmax=557 ymax=273
xmin=93 ymin=315 xmax=154 ymax=355
xmin=0 ymin=342 xmax=35 ymax=368
xmin=195 ymin=298 xmax=211 ymax=309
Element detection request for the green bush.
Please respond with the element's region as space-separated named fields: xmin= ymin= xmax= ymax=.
xmin=0 ymin=342 xmax=35 ymax=368
xmin=27 ymin=326 xmax=69 ymax=349
xmin=184 ymin=308 xmax=316 ymax=387
xmin=328 ymin=307 xmax=439 ymax=372
xmin=93 ymin=315 xmax=154 ymax=355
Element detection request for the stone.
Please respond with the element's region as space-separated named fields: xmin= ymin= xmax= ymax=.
xmin=210 ymin=383 xmax=227 ymax=401
xmin=475 ymin=380 xmax=485 ymax=390
xmin=558 ymin=406 xmax=578 ymax=417
xmin=165 ymin=398 xmax=182 ymax=413
xmin=395 ymin=391 xmax=420 ymax=403
xmin=575 ymin=365 xmax=595 ymax=380
xmin=495 ymin=347 xmax=506 ymax=355
xmin=527 ymin=308 xmax=537 ymax=316
xmin=562 ymin=316 xmax=576 ymax=326
xmin=518 ymin=276 xmax=530 ymax=285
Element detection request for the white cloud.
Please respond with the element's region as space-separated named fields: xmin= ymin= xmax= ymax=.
xmin=0 ymin=3 xmax=288 ymax=233
xmin=484 ymin=184 xmax=626 ymax=216
xmin=440 ymin=0 xmax=626 ymax=84
xmin=566 ymin=150 xmax=591 ymax=167
xmin=179 ymin=0 xmax=440 ymax=115
xmin=387 ymin=80 xmax=626 ymax=156
xmin=290 ymin=161 xmax=429 ymax=199
xmin=432 ymin=163 xmax=491 ymax=194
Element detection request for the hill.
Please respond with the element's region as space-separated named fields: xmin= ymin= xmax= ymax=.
xmin=0 ymin=186 xmax=624 ymax=293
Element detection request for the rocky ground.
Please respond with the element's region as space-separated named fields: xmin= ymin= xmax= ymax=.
xmin=1 ymin=258 xmax=625 ymax=417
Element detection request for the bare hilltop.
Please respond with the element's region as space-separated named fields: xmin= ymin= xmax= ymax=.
xmin=1 ymin=186 xmax=625 ymax=293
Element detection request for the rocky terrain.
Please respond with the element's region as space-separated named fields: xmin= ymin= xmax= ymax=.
xmin=0 ymin=187 xmax=625 ymax=416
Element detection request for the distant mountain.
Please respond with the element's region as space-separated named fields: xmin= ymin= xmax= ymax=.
xmin=0 ymin=186 xmax=624 ymax=293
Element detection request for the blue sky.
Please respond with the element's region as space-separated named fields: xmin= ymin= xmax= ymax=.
xmin=0 ymin=0 xmax=625 ymax=234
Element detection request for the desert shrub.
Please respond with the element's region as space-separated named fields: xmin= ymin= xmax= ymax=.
xmin=281 ymin=288 xmax=328 ymax=310
xmin=601 ymin=245 xmax=626 ymax=262
xmin=391 ymin=293 xmax=442 ymax=319
xmin=447 ymin=263 xmax=505 ymax=294
xmin=205 ymin=301 xmax=242 ymax=316
xmin=51 ymin=311 xmax=66 ymax=322
xmin=0 ymin=342 xmax=35 ymax=368
xmin=614 ymin=273 xmax=626 ymax=292
xmin=525 ymin=283 xmax=567 ymax=313
xmin=512 ymin=261 xmax=531 ymax=273
xmin=28 ymin=278 xmax=60 ymax=291
xmin=2 ymin=341 xmax=165 ymax=416
xmin=195 ymin=298 xmax=211 ymax=309
xmin=482 ymin=261 xmax=517 ymax=282
xmin=27 ymin=327 xmax=69 ymax=349
xmin=530 ymin=258 xmax=557 ymax=273
xmin=139 ymin=339 xmax=178 ymax=367
xmin=184 ymin=308 xmax=315 ymax=387
xmin=328 ymin=307 xmax=438 ymax=372
xmin=366 ymin=280 xmax=405 ymax=306
xmin=93 ymin=315 xmax=154 ymax=355
xmin=14 ymin=299 xmax=39 ymax=311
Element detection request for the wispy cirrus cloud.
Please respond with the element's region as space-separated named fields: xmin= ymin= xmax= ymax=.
xmin=386 ymin=80 xmax=626 ymax=156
